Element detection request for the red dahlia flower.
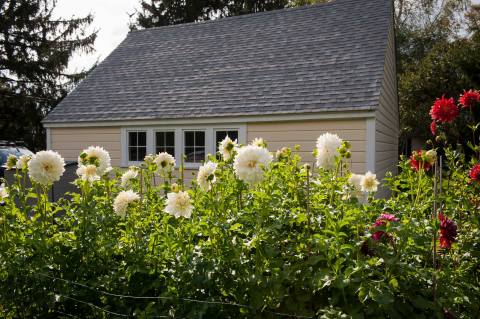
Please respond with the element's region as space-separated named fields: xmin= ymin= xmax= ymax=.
xmin=438 ymin=213 xmax=457 ymax=249
xmin=430 ymin=95 xmax=459 ymax=123
xmin=372 ymin=213 xmax=399 ymax=241
xmin=469 ymin=163 xmax=480 ymax=184
xmin=459 ymin=89 xmax=480 ymax=109
xmin=430 ymin=121 xmax=437 ymax=135
xmin=410 ymin=151 xmax=431 ymax=172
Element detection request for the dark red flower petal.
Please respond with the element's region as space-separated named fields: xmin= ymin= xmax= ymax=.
xmin=438 ymin=213 xmax=457 ymax=250
xmin=469 ymin=163 xmax=480 ymax=184
xmin=410 ymin=151 xmax=431 ymax=172
xmin=459 ymin=89 xmax=480 ymax=109
xmin=430 ymin=121 xmax=437 ymax=135
xmin=430 ymin=95 xmax=459 ymax=123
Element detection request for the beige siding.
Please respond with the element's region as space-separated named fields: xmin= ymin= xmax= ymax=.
xmin=50 ymin=118 xmax=368 ymax=182
xmin=247 ymin=119 xmax=367 ymax=173
xmin=375 ymin=20 xmax=399 ymax=181
xmin=50 ymin=127 xmax=122 ymax=166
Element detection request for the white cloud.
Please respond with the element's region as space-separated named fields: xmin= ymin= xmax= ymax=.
xmin=53 ymin=0 xmax=139 ymax=72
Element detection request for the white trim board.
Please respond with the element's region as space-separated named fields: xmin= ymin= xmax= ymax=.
xmin=365 ymin=117 xmax=376 ymax=173
xmin=46 ymin=128 xmax=51 ymax=150
xmin=44 ymin=111 xmax=376 ymax=128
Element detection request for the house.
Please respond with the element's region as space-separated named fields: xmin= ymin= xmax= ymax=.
xmin=43 ymin=0 xmax=398 ymax=184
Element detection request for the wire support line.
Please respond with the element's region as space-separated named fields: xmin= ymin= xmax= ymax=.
xmin=57 ymin=294 xmax=170 ymax=318
xmin=58 ymin=294 xmax=130 ymax=318
xmin=36 ymin=272 xmax=313 ymax=318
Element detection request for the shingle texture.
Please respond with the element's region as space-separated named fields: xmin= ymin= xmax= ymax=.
xmin=44 ymin=0 xmax=393 ymax=123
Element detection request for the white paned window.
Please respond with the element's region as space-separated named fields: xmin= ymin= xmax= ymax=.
xmin=155 ymin=131 xmax=175 ymax=155
xmin=121 ymin=125 xmax=246 ymax=167
xmin=128 ymin=131 xmax=147 ymax=162
xmin=184 ymin=130 xmax=205 ymax=163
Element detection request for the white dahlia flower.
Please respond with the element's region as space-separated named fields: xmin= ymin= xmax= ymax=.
xmin=121 ymin=168 xmax=138 ymax=187
xmin=154 ymin=152 xmax=175 ymax=175
xmin=16 ymin=154 xmax=31 ymax=170
xmin=165 ymin=191 xmax=193 ymax=218
xmin=76 ymin=164 xmax=100 ymax=184
xmin=251 ymin=137 xmax=267 ymax=148
xmin=78 ymin=146 xmax=112 ymax=176
xmin=361 ymin=171 xmax=379 ymax=193
xmin=348 ymin=173 xmax=363 ymax=192
xmin=233 ymin=145 xmax=273 ymax=185
xmin=218 ymin=135 xmax=238 ymax=161
xmin=113 ymin=190 xmax=140 ymax=217
xmin=197 ymin=161 xmax=217 ymax=191
xmin=347 ymin=173 xmax=366 ymax=201
xmin=28 ymin=150 xmax=65 ymax=185
xmin=0 ymin=183 xmax=8 ymax=200
xmin=315 ymin=133 xmax=342 ymax=170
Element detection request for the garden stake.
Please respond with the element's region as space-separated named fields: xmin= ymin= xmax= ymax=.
xmin=305 ymin=164 xmax=312 ymax=255
xmin=432 ymin=156 xmax=438 ymax=303
xmin=139 ymin=168 xmax=144 ymax=200
xmin=181 ymin=154 xmax=185 ymax=190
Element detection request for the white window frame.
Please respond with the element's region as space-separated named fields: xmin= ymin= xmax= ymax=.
xmin=182 ymin=129 xmax=208 ymax=168
xmin=121 ymin=124 xmax=246 ymax=168
xmin=123 ymin=129 xmax=150 ymax=166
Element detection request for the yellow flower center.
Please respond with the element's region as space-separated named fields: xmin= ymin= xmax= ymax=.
xmin=247 ymin=160 xmax=257 ymax=168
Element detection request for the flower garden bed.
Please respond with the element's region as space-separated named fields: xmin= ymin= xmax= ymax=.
xmin=0 ymin=91 xmax=479 ymax=318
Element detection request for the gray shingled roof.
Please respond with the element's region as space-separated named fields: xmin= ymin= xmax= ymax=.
xmin=44 ymin=0 xmax=393 ymax=124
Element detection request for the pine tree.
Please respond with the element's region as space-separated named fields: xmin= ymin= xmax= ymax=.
xmin=130 ymin=0 xmax=290 ymax=30
xmin=0 ymin=0 xmax=96 ymax=150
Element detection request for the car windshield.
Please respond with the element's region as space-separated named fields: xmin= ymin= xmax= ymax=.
xmin=0 ymin=147 xmax=34 ymax=166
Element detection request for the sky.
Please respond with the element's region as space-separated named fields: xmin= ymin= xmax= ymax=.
xmin=53 ymin=0 xmax=139 ymax=72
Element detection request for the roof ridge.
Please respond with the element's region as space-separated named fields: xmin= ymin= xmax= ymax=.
xmin=129 ymin=0 xmax=356 ymax=34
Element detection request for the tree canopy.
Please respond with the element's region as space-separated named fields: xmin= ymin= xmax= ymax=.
xmin=398 ymin=3 xmax=480 ymax=148
xmin=0 ymin=0 xmax=96 ymax=150
xmin=130 ymin=0 xmax=330 ymax=29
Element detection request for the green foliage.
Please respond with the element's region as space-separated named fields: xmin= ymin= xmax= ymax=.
xmin=397 ymin=1 xmax=479 ymax=142
xmin=0 ymin=133 xmax=479 ymax=318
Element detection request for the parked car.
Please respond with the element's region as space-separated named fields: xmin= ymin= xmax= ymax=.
xmin=0 ymin=141 xmax=34 ymax=178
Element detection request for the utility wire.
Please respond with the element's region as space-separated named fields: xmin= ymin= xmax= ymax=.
xmin=36 ymin=272 xmax=313 ymax=319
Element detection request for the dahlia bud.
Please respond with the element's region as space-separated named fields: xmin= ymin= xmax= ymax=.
xmin=5 ymin=154 xmax=17 ymax=170
xmin=275 ymin=147 xmax=290 ymax=161
xmin=171 ymin=183 xmax=180 ymax=193
xmin=144 ymin=154 xmax=156 ymax=164
xmin=425 ymin=150 xmax=437 ymax=165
